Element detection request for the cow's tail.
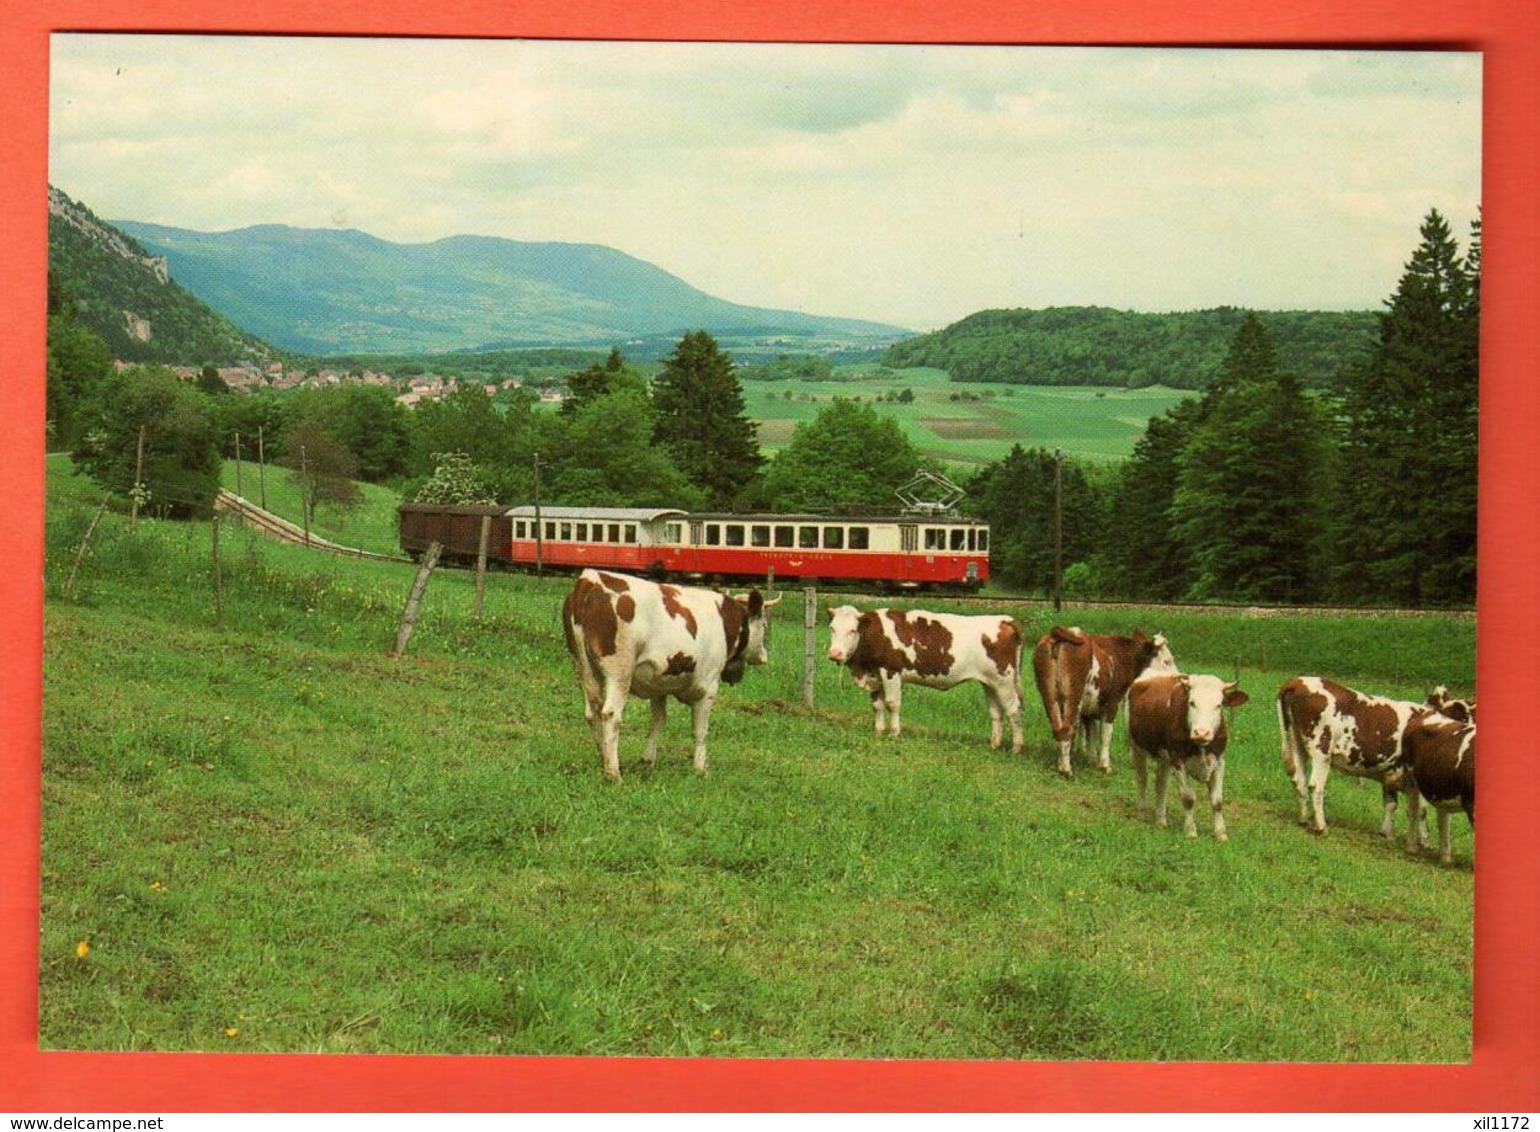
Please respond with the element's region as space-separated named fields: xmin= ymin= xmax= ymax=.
xmin=1276 ymin=683 xmax=1303 ymax=777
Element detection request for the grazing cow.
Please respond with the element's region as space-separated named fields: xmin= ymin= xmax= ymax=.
xmin=825 ymin=605 xmax=1026 ymax=752
xmin=562 ymin=569 xmax=777 ymax=781
xmin=1404 ymin=712 xmax=1476 ymax=865
xmin=1127 ymin=673 xmax=1249 ymax=840
xmin=1426 ymin=685 xmax=1477 ymax=724
xmin=1276 ymin=676 xmax=1431 ymax=849
xmin=1030 ymin=626 xmax=1177 ymax=777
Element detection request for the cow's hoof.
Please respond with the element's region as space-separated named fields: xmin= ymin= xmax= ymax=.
xmin=1099 ymin=765 xmax=1112 ymax=775
xmin=1215 ymin=832 xmax=1229 ymax=843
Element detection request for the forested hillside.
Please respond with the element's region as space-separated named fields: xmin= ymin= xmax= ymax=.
xmin=47 ymin=187 xmax=277 ymax=366
xmin=882 ymin=306 xmax=1379 ymax=389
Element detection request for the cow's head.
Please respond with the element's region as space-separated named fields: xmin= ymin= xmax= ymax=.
xmin=825 ymin=604 xmax=866 ymax=665
xmin=721 ymin=590 xmax=779 ymax=684
xmin=1181 ymin=674 xmax=1249 ymax=749
xmin=1426 ymin=684 xmax=1476 ymax=723
xmin=1134 ymin=630 xmax=1178 ymax=677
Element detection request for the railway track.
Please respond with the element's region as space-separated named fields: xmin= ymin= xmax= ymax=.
xmin=214 ymin=490 xmax=412 ymax=564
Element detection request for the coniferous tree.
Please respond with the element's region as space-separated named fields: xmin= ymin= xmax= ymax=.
xmin=1171 ymin=313 xmax=1328 ymax=602
xmin=651 ymin=331 xmax=764 ymax=508
xmin=970 ymin=445 xmax=1105 ymax=593
xmin=1100 ymin=398 xmax=1205 ymax=600
xmin=1329 ymin=210 xmax=1478 ymax=605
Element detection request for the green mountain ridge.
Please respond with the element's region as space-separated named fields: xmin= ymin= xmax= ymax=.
xmin=111 ymin=217 xmax=912 ymax=356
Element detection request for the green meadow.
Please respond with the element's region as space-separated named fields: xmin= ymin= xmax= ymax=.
xmin=40 ymin=457 xmax=1473 ymax=1060
xmin=742 ymin=369 xmax=1193 ymax=464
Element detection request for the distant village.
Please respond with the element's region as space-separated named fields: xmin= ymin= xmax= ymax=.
xmin=145 ymin=361 xmax=572 ymax=408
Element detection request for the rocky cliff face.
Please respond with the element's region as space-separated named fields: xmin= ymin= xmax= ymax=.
xmin=49 ymin=186 xmax=169 ymax=284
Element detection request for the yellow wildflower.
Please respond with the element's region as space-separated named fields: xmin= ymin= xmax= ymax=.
xmin=75 ymin=940 xmax=90 ymax=959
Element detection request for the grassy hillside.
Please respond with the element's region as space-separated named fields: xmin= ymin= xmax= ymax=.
xmin=41 ymin=459 xmax=1473 ymax=1059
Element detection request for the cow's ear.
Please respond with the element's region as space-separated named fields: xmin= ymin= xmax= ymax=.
xmin=1132 ymin=629 xmax=1150 ymax=645
xmin=747 ymin=589 xmax=764 ymax=616
xmin=1224 ymin=684 xmax=1250 ymax=708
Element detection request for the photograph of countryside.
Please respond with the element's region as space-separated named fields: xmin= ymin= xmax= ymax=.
xmin=41 ymin=38 xmax=1478 ymax=1061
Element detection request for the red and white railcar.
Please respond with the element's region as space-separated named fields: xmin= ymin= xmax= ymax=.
xmin=406 ymin=504 xmax=990 ymax=589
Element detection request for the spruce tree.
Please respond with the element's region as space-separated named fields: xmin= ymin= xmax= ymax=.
xmin=1329 ymin=210 xmax=1478 ymax=606
xmin=651 ymin=331 xmax=764 ymax=508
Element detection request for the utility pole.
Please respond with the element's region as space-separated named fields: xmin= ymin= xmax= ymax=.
xmin=257 ymin=425 xmax=267 ymax=510
xmin=233 ymin=431 xmax=243 ymax=497
xmin=1052 ymin=447 xmax=1064 ymax=613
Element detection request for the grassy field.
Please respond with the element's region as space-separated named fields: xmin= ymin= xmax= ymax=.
xmin=40 ymin=459 xmax=1474 ymax=1060
xmin=742 ymin=369 xmax=1193 ymax=465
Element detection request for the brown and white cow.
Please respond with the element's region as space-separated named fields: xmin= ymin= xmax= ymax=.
xmin=562 ymin=569 xmax=777 ymax=781
xmin=1275 ymin=676 xmax=1431 ymax=849
xmin=825 ymin=605 xmax=1025 ymax=752
xmin=1426 ymin=685 xmax=1477 ymax=724
xmin=1127 ymin=672 xmax=1250 ymax=840
xmin=1030 ymin=626 xmax=1177 ymax=777
xmin=1403 ymin=711 xmax=1476 ymax=865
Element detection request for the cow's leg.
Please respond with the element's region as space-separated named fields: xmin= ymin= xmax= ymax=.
xmin=1379 ymin=783 xmax=1399 ymax=842
xmin=1154 ymin=760 xmax=1172 ymax=829
xmin=1056 ymin=734 xmax=1074 ymax=778
xmin=1095 ymin=714 xmax=1115 ymax=774
xmin=1399 ymin=786 xmax=1423 ymax=855
xmin=642 ymin=696 xmax=668 ymax=767
xmin=1306 ymin=751 xmax=1329 ymax=834
xmin=1176 ymin=765 xmax=1199 ymax=839
xmin=983 ymin=684 xmax=1005 ymax=750
xmin=883 ymin=676 xmax=904 ymax=739
xmin=1131 ymin=745 xmax=1150 ymax=815
xmin=689 ymin=690 xmax=717 ymax=775
xmin=1209 ymin=760 xmax=1228 ymax=843
xmin=598 ymin=677 xmax=630 ymax=782
xmin=1002 ymin=681 xmax=1025 ymax=753
xmin=869 ymin=686 xmax=888 ymax=736
xmin=1280 ymin=729 xmax=1310 ymax=826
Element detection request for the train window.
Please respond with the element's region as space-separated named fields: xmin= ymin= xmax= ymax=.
xmin=951 ymin=528 xmax=966 ymax=551
xmin=725 ymin=524 xmax=746 ymax=547
xmin=624 ymin=525 xmax=637 ymax=544
xmin=560 ymin=523 xmax=573 ymax=541
xmin=848 ymin=526 xmax=870 ymax=550
xmin=799 ymin=526 xmax=819 ymax=548
xmin=610 ymin=524 xmax=622 ymax=543
xmin=751 ymin=525 xmax=771 ymax=548
xmin=664 ymin=522 xmax=682 ymax=544
xmin=775 ymin=526 xmax=795 ymax=548
xmin=978 ymin=529 xmax=989 ymax=552
xmin=967 ymin=529 xmax=975 ymax=552
xmin=706 ymin=524 xmax=722 ymax=546
xmin=576 ymin=523 xmax=588 ymax=541
xmin=545 ymin=522 xmax=557 ymax=541
xmin=823 ymin=527 xmax=844 ymax=550
xmin=515 ymin=521 xmax=526 ymax=539
xmin=925 ymin=528 xmax=946 ymax=550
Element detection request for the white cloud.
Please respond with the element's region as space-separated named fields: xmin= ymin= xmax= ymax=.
xmin=47 ymin=36 xmax=1481 ymax=329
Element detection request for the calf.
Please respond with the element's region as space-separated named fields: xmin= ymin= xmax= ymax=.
xmin=1030 ymin=626 xmax=1177 ymax=777
xmin=562 ymin=569 xmax=776 ymax=781
xmin=1403 ymin=712 xmax=1476 ymax=865
xmin=1127 ymin=673 xmax=1249 ymax=840
xmin=1276 ymin=676 xmax=1430 ymax=849
xmin=825 ymin=605 xmax=1025 ymax=752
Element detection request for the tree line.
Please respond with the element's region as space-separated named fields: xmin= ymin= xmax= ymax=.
xmin=47 ymin=208 xmax=1477 ymax=609
xmin=880 ymin=304 xmax=1380 ymax=390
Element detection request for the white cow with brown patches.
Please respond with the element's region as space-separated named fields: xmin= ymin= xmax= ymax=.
xmin=1403 ymin=711 xmax=1476 ymax=865
xmin=562 ymin=569 xmax=777 ymax=781
xmin=825 ymin=605 xmax=1026 ymax=752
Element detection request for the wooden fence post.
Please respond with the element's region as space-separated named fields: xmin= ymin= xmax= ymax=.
xmin=63 ymin=495 xmax=110 ymax=601
xmin=474 ymin=514 xmax=492 ymax=618
xmin=391 ymin=541 xmax=442 ymax=658
xmin=211 ymin=513 xmax=225 ymax=630
xmin=802 ymin=586 xmax=818 ymax=708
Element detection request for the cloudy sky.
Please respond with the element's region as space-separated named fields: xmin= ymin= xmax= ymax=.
xmin=48 ymin=36 xmax=1481 ymax=332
